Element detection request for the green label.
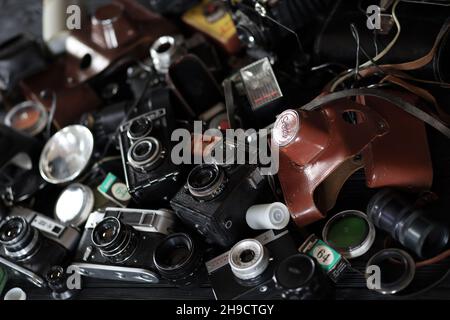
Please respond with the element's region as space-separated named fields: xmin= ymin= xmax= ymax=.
xmin=98 ymin=173 xmax=117 ymax=194
xmin=0 ymin=266 xmax=7 ymax=296
xmin=307 ymin=240 xmax=341 ymax=272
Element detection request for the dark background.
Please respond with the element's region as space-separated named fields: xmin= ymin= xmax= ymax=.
xmin=1 ymin=0 xmax=450 ymax=300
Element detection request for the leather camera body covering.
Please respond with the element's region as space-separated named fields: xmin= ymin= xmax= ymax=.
xmin=274 ymin=91 xmax=433 ymax=227
xmin=20 ymin=0 xmax=177 ymax=126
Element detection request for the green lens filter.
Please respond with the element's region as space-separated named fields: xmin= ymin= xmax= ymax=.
xmin=322 ymin=210 xmax=375 ymax=259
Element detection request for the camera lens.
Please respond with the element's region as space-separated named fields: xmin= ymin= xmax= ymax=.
xmin=92 ymin=217 xmax=138 ymax=263
xmin=45 ymin=266 xmax=76 ymax=300
xmin=275 ymin=254 xmax=329 ymax=300
xmin=235 ymin=15 xmax=267 ymax=49
xmin=46 ymin=266 xmax=64 ymax=284
xmin=0 ymin=219 xmax=24 ymax=242
xmin=5 ymin=101 xmax=48 ymax=136
xmin=127 ymin=137 xmax=163 ymax=171
xmin=229 ymin=239 xmax=269 ymax=281
xmin=275 ymin=254 xmax=315 ymax=290
xmin=156 ymin=41 xmax=172 ymax=54
xmin=93 ymin=218 xmax=119 ymax=245
xmin=367 ymin=189 xmax=449 ymax=258
xmin=187 ymin=164 xmax=226 ymax=201
xmin=240 ymin=249 xmax=255 ymax=263
xmin=153 ymin=233 xmax=202 ymax=285
xmin=127 ymin=118 xmax=152 ymax=140
xmin=150 ymin=36 xmax=177 ymax=74
xmin=0 ymin=217 xmax=40 ymax=261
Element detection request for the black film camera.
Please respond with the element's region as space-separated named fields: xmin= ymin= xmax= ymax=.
xmin=118 ymin=108 xmax=189 ymax=206
xmin=0 ymin=124 xmax=46 ymax=205
xmin=0 ymin=207 xmax=80 ymax=287
xmin=206 ymin=230 xmax=329 ymax=300
xmin=72 ymin=207 xmax=178 ymax=284
xmin=170 ymin=161 xmax=272 ymax=247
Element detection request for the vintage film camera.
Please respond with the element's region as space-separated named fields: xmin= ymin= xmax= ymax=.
xmin=0 ymin=124 xmax=46 ymax=205
xmin=206 ymin=230 xmax=329 ymax=300
xmin=170 ymin=143 xmax=273 ymax=247
xmin=0 ymin=207 xmax=80 ymax=287
xmin=72 ymin=207 xmax=179 ymax=284
xmin=118 ymin=108 xmax=189 ymax=206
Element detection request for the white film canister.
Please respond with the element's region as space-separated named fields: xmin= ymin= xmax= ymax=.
xmin=4 ymin=287 xmax=27 ymax=300
xmin=246 ymin=202 xmax=290 ymax=230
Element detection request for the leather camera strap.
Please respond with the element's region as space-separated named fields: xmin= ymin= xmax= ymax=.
xmin=300 ymin=88 xmax=450 ymax=138
xmin=379 ymin=74 xmax=450 ymax=124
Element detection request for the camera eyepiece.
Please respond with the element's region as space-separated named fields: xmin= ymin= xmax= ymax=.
xmin=229 ymin=239 xmax=269 ymax=281
xmin=127 ymin=117 xmax=153 ymax=141
xmin=0 ymin=216 xmax=40 ymax=261
xmin=127 ymin=137 xmax=164 ymax=171
xmin=92 ymin=217 xmax=138 ymax=263
xmin=367 ymin=189 xmax=449 ymax=258
xmin=187 ymin=164 xmax=226 ymax=201
xmin=153 ymin=233 xmax=202 ymax=285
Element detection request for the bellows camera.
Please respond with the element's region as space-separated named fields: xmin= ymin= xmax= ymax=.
xmin=170 ymin=162 xmax=271 ymax=247
xmin=118 ymin=108 xmax=189 ymax=205
xmin=0 ymin=207 xmax=80 ymax=287
xmin=206 ymin=230 xmax=329 ymax=300
xmin=72 ymin=207 xmax=178 ymax=284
